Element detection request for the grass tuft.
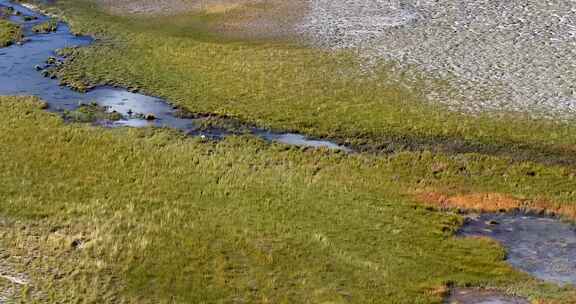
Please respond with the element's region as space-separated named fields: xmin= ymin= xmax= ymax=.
xmin=32 ymin=18 xmax=58 ymax=33
xmin=0 ymin=19 xmax=21 ymax=47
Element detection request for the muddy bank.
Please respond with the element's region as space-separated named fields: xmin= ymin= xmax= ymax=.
xmin=418 ymin=192 xmax=576 ymax=222
xmin=353 ymin=133 xmax=576 ymax=167
xmin=420 ymin=192 xmax=576 ymax=288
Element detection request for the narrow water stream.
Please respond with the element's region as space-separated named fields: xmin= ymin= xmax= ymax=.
xmin=0 ymin=0 xmax=350 ymax=151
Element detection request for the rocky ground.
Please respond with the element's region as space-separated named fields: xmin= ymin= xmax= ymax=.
xmin=298 ymin=0 xmax=576 ymax=119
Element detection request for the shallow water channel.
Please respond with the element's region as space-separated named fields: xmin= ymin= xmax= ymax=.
xmin=0 ymin=0 xmax=350 ymax=151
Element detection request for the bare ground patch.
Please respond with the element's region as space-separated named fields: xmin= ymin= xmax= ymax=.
xmin=211 ymin=0 xmax=308 ymax=40
xmin=93 ymin=0 xmax=309 ymax=40
xmin=446 ymin=288 xmax=529 ymax=304
xmin=94 ymin=0 xmax=199 ymax=15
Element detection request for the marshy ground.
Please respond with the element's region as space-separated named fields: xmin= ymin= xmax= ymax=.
xmin=1 ymin=0 xmax=576 ymax=303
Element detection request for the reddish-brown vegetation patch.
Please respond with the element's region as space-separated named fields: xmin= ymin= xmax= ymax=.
xmin=417 ymin=191 xmax=576 ymax=220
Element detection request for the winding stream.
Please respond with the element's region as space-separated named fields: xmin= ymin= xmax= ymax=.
xmin=0 ymin=0 xmax=350 ymax=151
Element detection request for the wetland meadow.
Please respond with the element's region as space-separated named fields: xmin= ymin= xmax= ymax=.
xmin=0 ymin=0 xmax=576 ymax=303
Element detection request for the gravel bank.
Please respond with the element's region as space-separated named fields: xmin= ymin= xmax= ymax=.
xmin=299 ymin=0 xmax=576 ymax=119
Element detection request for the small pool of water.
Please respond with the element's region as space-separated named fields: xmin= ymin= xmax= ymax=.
xmin=459 ymin=213 xmax=576 ymax=286
xmin=0 ymin=0 xmax=350 ymax=152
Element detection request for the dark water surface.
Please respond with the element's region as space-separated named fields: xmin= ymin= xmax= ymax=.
xmin=0 ymin=0 xmax=350 ymax=151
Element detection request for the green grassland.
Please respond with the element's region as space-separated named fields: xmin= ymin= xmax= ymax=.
xmin=0 ymin=19 xmax=21 ymax=46
xmin=1 ymin=97 xmax=576 ymax=303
